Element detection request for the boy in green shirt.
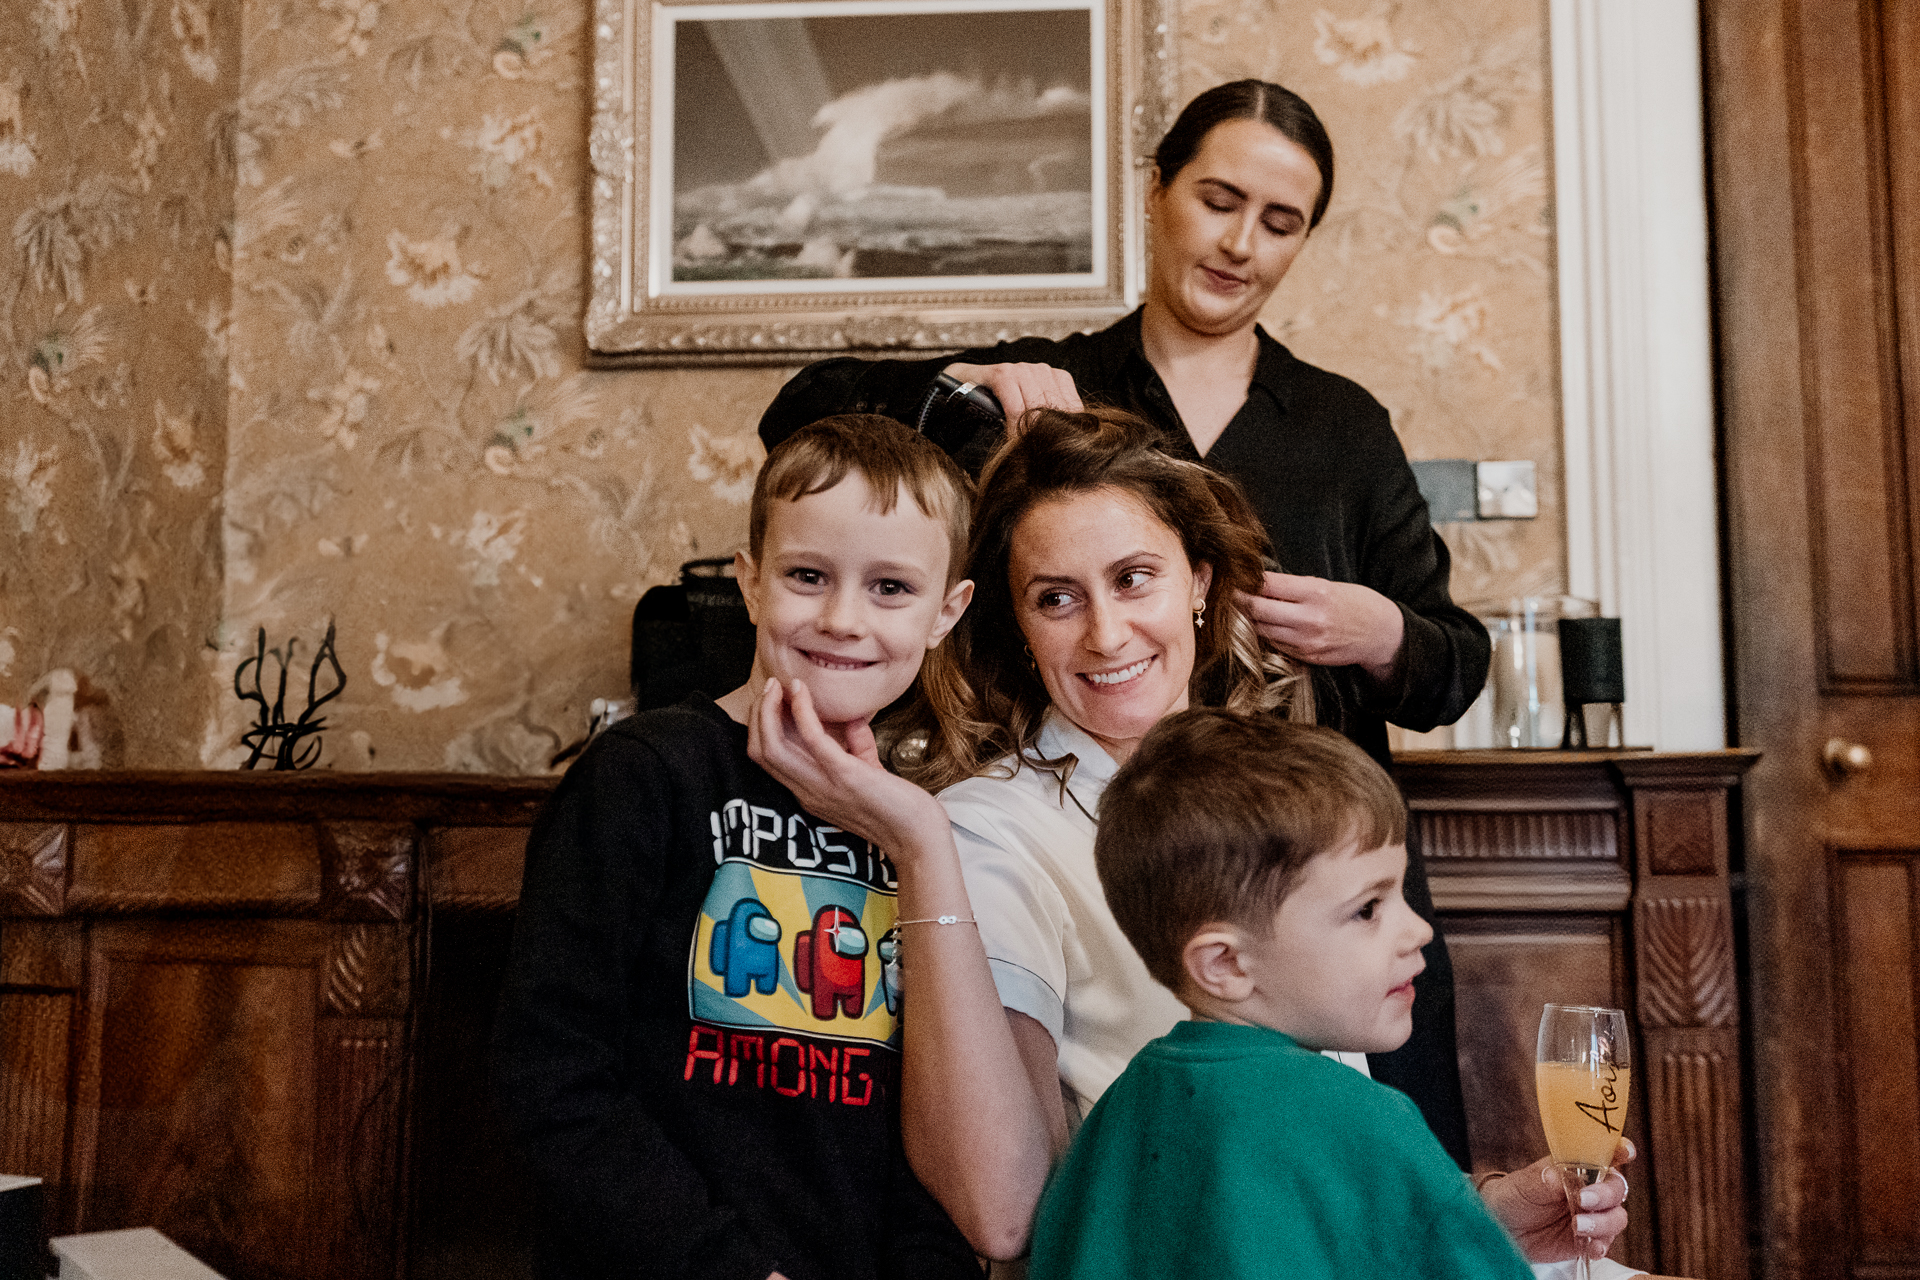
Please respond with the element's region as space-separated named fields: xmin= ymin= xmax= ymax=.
xmin=1028 ymin=710 xmax=1536 ymax=1279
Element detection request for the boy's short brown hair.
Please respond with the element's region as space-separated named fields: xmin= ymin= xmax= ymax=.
xmin=1095 ymin=708 xmax=1408 ymax=993
xmin=749 ymin=414 xmax=974 ymax=585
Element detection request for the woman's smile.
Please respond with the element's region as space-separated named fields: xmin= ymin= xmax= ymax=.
xmin=1009 ymin=488 xmax=1212 ymax=763
xmin=1082 ymin=657 xmax=1154 ymax=688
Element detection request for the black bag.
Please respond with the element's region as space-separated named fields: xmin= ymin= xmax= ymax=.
xmin=631 ymin=558 xmax=758 ymax=709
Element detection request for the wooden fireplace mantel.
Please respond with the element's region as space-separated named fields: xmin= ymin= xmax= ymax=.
xmin=0 ymin=752 xmax=1756 ymax=1279
xmin=1398 ymin=749 xmax=1760 ymax=1280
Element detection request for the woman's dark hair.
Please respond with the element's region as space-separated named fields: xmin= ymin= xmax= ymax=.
xmin=1153 ymin=79 xmax=1336 ymax=228
xmin=890 ymin=405 xmax=1312 ymax=794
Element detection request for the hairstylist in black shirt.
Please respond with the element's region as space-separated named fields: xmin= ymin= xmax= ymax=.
xmin=760 ymin=81 xmax=1488 ymax=1168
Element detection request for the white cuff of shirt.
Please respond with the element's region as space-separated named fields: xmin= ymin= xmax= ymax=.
xmin=987 ymin=957 xmax=1065 ymax=1044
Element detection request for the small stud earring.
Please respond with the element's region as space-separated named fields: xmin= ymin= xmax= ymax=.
xmin=1024 ymin=644 xmax=1038 ymax=672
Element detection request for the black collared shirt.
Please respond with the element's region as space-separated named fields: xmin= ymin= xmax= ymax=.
xmin=758 ymin=309 xmax=1492 ymax=769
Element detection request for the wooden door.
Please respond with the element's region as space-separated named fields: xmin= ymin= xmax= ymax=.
xmin=1708 ymin=1 xmax=1920 ymax=1276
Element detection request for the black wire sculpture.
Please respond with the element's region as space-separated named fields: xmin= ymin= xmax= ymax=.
xmin=234 ymin=621 xmax=346 ymax=770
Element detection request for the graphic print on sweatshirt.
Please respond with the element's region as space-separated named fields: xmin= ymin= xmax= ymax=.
xmin=689 ymin=796 xmax=903 ymax=1050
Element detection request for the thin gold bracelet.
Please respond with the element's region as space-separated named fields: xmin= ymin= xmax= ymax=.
xmin=896 ymin=914 xmax=978 ymax=926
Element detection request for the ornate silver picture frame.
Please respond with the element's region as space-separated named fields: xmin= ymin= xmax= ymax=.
xmin=586 ymin=0 xmax=1173 ymax=364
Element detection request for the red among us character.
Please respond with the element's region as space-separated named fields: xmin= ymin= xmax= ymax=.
xmin=793 ymin=905 xmax=868 ymax=1020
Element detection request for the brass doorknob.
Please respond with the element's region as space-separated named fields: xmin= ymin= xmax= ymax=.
xmin=1823 ymin=738 xmax=1873 ymax=777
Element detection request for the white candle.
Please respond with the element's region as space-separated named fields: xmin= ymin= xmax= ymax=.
xmin=38 ymin=669 xmax=76 ymax=771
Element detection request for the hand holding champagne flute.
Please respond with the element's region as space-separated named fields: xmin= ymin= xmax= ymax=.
xmin=1536 ymin=1004 xmax=1631 ymax=1279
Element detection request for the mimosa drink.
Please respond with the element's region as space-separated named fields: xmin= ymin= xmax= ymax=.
xmin=1535 ymin=1060 xmax=1631 ymax=1169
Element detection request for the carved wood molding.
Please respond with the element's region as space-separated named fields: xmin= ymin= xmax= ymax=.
xmin=61 ymin=890 xmax=322 ymax=917
xmin=1638 ymin=791 xmax=1721 ymax=876
xmin=1428 ymin=861 xmax=1632 ymax=913
xmin=69 ymin=823 xmax=322 ymax=915
xmin=318 ymin=1027 xmax=403 ymax=1278
xmin=1637 ymin=896 xmax=1738 ymax=1029
xmin=427 ymin=826 xmax=532 ymax=911
xmin=321 ymin=824 xmax=414 ymax=922
xmin=0 ymin=824 xmax=67 ymax=916
xmin=324 ymin=924 xmax=409 ymax=1018
xmin=1647 ymin=1044 xmax=1745 ymax=1280
xmin=1417 ymin=810 xmax=1620 ymax=863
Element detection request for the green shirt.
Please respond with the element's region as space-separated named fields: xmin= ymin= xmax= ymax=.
xmin=1029 ymin=1020 xmax=1533 ymax=1279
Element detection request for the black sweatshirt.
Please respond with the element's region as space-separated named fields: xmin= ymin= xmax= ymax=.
xmin=757 ymin=311 xmax=1486 ymax=1169
xmin=491 ymin=696 xmax=980 ymax=1280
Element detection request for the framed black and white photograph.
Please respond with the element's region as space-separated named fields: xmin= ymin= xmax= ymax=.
xmin=587 ymin=0 xmax=1171 ymax=363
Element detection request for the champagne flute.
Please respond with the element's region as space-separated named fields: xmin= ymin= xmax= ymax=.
xmin=1535 ymin=1004 xmax=1631 ymax=1280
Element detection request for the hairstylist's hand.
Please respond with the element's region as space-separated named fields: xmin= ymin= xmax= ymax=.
xmin=943 ymin=362 xmax=1082 ymax=435
xmin=745 ymin=678 xmax=946 ymax=866
xmin=1237 ymin=571 xmax=1405 ymax=683
xmin=1481 ymin=1140 xmax=1634 ymax=1263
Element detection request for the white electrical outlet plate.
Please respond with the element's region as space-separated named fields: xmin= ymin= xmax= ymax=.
xmin=1476 ymin=460 xmax=1539 ymax=519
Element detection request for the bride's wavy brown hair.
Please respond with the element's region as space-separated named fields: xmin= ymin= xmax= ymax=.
xmin=889 ymin=405 xmax=1313 ymax=794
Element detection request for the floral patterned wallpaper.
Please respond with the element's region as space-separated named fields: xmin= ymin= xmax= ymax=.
xmin=2 ymin=0 xmax=1556 ymax=772
xmin=2 ymin=0 xmax=238 ymax=767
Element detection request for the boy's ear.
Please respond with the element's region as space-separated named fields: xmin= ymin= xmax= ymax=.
xmin=926 ymin=579 xmax=974 ymax=650
xmin=1183 ymin=924 xmax=1255 ymax=1003
xmin=733 ymin=550 xmax=761 ymax=625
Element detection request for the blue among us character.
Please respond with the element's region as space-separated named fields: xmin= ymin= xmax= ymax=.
xmin=709 ymin=898 xmax=782 ymax=997
xmin=794 ymin=905 xmax=868 ymax=1020
xmin=877 ymin=925 xmax=902 ymax=1016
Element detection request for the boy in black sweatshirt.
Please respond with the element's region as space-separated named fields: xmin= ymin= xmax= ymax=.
xmin=492 ymin=415 xmax=979 ymax=1280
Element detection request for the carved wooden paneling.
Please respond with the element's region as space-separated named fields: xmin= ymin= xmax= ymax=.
xmin=324 ymin=923 xmax=409 ymax=1018
xmin=1445 ymin=923 xmax=1622 ymax=1174
xmin=1645 ymin=1042 xmax=1743 ymax=1280
xmin=1443 ymin=919 xmax=1652 ymax=1271
xmin=1796 ymin=0 xmax=1920 ymax=690
xmin=1426 ymin=861 xmax=1631 ymax=913
xmin=317 ymin=1020 xmax=404 ymax=1280
xmin=428 ymin=827 xmax=530 ymax=912
xmin=1416 ymin=809 xmax=1618 ymax=862
xmin=322 ymin=823 xmax=414 ymax=922
xmin=0 ymin=991 xmax=73 ymax=1187
xmin=1636 ymin=896 xmax=1738 ymax=1029
xmin=69 ymin=824 xmax=321 ymax=915
xmin=72 ymin=922 xmax=324 ymax=1280
xmin=1835 ymin=854 xmax=1920 ymax=1266
xmin=1639 ymin=793 xmax=1719 ymax=876
xmin=0 ymin=824 xmax=67 ymax=916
